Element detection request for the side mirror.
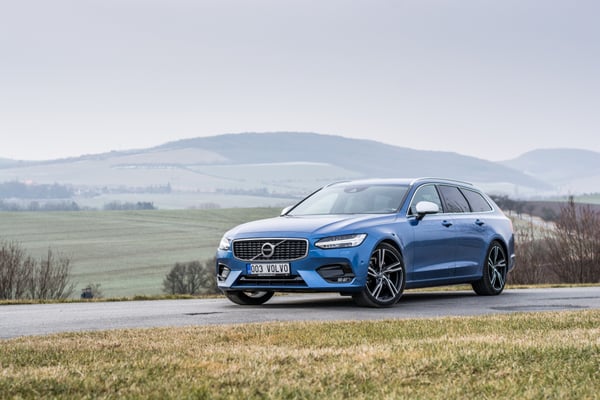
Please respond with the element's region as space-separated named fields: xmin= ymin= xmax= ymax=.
xmin=415 ymin=201 xmax=439 ymax=220
xmin=280 ymin=205 xmax=293 ymax=216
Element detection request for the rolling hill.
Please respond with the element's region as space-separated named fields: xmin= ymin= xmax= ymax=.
xmin=0 ymin=158 xmax=20 ymax=168
xmin=156 ymin=132 xmax=549 ymax=188
xmin=1 ymin=132 xmax=596 ymax=208
xmin=502 ymin=149 xmax=600 ymax=194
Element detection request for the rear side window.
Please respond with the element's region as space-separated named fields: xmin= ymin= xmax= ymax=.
xmin=438 ymin=185 xmax=470 ymax=213
xmin=461 ymin=189 xmax=493 ymax=212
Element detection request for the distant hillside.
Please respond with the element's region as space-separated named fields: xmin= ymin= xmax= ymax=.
xmin=0 ymin=158 xmax=19 ymax=168
xmin=503 ymin=149 xmax=600 ymax=193
xmin=157 ymin=132 xmax=550 ymax=189
xmin=1 ymin=132 xmax=591 ymax=209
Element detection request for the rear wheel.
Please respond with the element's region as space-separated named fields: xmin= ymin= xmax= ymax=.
xmin=353 ymin=243 xmax=405 ymax=307
xmin=472 ymin=241 xmax=507 ymax=295
xmin=225 ymin=290 xmax=274 ymax=305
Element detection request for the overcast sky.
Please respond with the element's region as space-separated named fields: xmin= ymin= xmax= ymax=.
xmin=1 ymin=0 xmax=598 ymax=161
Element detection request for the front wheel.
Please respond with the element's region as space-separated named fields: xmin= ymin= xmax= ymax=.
xmin=472 ymin=241 xmax=508 ymax=295
xmin=353 ymin=243 xmax=405 ymax=307
xmin=225 ymin=290 xmax=274 ymax=305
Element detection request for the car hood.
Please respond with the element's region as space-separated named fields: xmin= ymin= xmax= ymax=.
xmin=225 ymin=214 xmax=394 ymax=238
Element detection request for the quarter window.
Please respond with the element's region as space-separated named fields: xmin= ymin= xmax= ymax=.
xmin=461 ymin=189 xmax=493 ymax=212
xmin=438 ymin=185 xmax=470 ymax=213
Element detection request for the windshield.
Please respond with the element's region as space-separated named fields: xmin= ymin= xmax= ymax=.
xmin=288 ymin=183 xmax=409 ymax=216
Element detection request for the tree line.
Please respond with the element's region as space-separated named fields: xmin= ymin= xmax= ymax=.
xmin=0 ymin=181 xmax=172 ymax=198
xmin=0 ymin=181 xmax=72 ymax=199
xmin=0 ymin=200 xmax=156 ymax=212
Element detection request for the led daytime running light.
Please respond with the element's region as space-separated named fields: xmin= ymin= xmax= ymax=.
xmin=315 ymin=234 xmax=367 ymax=249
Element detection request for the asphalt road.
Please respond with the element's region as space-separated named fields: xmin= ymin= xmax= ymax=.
xmin=2 ymin=287 xmax=599 ymax=339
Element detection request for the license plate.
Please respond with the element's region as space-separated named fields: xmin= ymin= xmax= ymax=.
xmin=247 ymin=263 xmax=290 ymax=276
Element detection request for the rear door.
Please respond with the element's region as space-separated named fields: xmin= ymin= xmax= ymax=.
xmin=454 ymin=188 xmax=496 ymax=278
xmin=437 ymin=185 xmax=491 ymax=278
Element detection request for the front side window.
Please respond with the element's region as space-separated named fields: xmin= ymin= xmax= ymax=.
xmin=288 ymin=184 xmax=409 ymax=216
xmin=409 ymin=184 xmax=443 ymax=214
xmin=438 ymin=185 xmax=470 ymax=213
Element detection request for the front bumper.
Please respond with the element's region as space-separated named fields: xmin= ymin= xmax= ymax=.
xmin=216 ymin=245 xmax=370 ymax=292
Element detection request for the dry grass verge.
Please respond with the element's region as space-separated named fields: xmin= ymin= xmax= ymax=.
xmin=1 ymin=310 xmax=599 ymax=399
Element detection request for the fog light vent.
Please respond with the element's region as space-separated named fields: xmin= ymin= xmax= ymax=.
xmin=217 ymin=264 xmax=231 ymax=282
xmin=317 ymin=264 xmax=355 ymax=283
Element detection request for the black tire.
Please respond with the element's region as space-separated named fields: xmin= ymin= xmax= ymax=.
xmin=353 ymin=242 xmax=405 ymax=307
xmin=225 ymin=290 xmax=274 ymax=305
xmin=472 ymin=241 xmax=508 ymax=296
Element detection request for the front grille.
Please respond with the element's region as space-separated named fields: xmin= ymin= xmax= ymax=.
xmin=233 ymin=238 xmax=308 ymax=261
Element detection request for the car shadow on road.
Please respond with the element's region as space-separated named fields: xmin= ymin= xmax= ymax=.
xmin=261 ymin=290 xmax=479 ymax=309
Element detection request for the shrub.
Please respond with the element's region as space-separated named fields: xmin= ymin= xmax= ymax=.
xmin=508 ymin=223 xmax=556 ymax=285
xmin=163 ymin=258 xmax=218 ymax=295
xmin=509 ymin=199 xmax=600 ymax=285
xmin=545 ymin=200 xmax=600 ymax=283
xmin=81 ymin=282 xmax=103 ymax=299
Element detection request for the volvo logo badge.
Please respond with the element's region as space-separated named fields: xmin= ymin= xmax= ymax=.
xmin=261 ymin=242 xmax=276 ymax=258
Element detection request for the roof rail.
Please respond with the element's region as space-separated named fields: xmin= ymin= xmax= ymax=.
xmin=324 ymin=180 xmax=351 ymax=188
xmin=409 ymin=177 xmax=474 ymax=186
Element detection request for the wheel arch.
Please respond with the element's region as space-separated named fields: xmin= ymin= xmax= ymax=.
xmin=489 ymin=236 xmax=509 ymax=259
xmin=375 ymin=237 xmax=405 ymax=260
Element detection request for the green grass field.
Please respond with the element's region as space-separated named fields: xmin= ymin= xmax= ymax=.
xmin=1 ymin=310 xmax=598 ymax=399
xmin=0 ymin=208 xmax=279 ymax=297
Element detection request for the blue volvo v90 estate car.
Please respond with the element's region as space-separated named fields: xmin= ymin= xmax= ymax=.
xmin=216 ymin=178 xmax=515 ymax=307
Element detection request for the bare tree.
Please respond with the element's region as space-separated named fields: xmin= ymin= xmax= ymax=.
xmin=0 ymin=241 xmax=35 ymax=299
xmin=163 ymin=262 xmax=188 ymax=294
xmin=508 ymin=223 xmax=555 ymax=284
xmin=29 ymin=249 xmax=75 ymax=300
xmin=186 ymin=261 xmax=205 ymax=295
xmin=0 ymin=241 xmax=75 ymax=300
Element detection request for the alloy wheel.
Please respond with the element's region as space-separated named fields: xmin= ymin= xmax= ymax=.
xmin=472 ymin=241 xmax=508 ymax=296
xmin=354 ymin=243 xmax=405 ymax=307
xmin=488 ymin=244 xmax=507 ymax=291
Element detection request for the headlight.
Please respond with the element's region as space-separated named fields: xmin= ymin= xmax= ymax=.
xmin=218 ymin=236 xmax=231 ymax=251
xmin=315 ymin=234 xmax=367 ymax=249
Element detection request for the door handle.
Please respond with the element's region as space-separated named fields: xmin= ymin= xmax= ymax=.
xmin=475 ymin=219 xmax=485 ymax=226
xmin=442 ymin=220 xmax=453 ymax=227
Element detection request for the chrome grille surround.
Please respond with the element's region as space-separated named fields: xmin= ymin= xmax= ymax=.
xmin=232 ymin=238 xmax=309 ymax=262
